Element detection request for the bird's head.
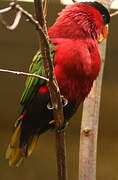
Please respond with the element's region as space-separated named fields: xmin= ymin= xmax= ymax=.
xmin=48 ymin=1 xmax=110 ymax=41
xmin=85 ymin=1 xmax=110 ymax=42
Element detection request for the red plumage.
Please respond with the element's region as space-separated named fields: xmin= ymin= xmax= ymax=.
xmin=6 ymin=2 xmax=110 ymax=166
xmin=48 ymin=3 xmax=105 ymax=39
xmin=51 ymin=38 xmax=101 ymax=103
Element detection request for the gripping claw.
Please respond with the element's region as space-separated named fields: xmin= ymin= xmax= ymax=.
xmin=62 ymin=97 xmax=68 ymax=107
xmin=47 ymin=103 xmax=53 ymax=110
xmin=47 ymin=96 xmax=68 ymax=110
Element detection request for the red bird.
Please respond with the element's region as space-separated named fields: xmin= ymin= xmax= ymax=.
xmin=6 ymin=1 xmax=110 ymax=166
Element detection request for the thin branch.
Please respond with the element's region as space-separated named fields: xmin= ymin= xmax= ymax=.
xmin=34 ymin=0 xmax=53 ymax=76
xmin=7 ymin=10 xmax=22 ymax=30
xmin=79 ymin=0 xmax=112 ymax=180
xmin=10 ymin=2 xmax=45 ymax=32
xmin=0 ymin=6 xmax=12 ymax=13
xmin=34 ymin=0 xmax=45 ymax=28
xmin=43 ymin=0 xmax=49 ymax=18
xmin=0 ymin=11 xmax=22 ymax=30
xmin=0 ymin=68 xmax=49 ymax=82
xmin=110 ymin=10 xmax=118 ymax=17
xmin=0 ymin=2 xmax=47 ymax=42
xmin=34 ymin=1 xmax=67 ymax=180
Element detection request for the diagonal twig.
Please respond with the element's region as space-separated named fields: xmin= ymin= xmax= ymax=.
xmin=0 ymin=6 xmax=12 ymax=13
xmin=0 ymin=2 xmax=47 ymax=40
xmin=110 ymin=10 xmax=118 ymax=17
xmin=0 ymin=10 xmax=22 ymax=30
xmin=43 ymin=0 xmax=49 ymax=18
xmin=0 ymin=68 xmax=49 ymax=82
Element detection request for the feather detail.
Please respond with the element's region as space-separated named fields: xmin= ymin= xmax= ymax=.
xmin=5 ymin=123 xmax=39 ymax=167
xmin=27 ymin=135 xmax=39 ymax=156
xmin=6 ymin=123 xmax=24 ymax=166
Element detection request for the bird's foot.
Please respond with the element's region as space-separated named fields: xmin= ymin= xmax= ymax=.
xmin=61 ymin=96 xmax=68 ymax=107
xmin=47 ymin=96 xmax=69 ymax=132
xmin=47 ymin=96 xmax=68 ymax=110
xmin=47 ymin=102 xmax=53 ymax=110
xmin=49 ymin=120 xmax=69 ymax=132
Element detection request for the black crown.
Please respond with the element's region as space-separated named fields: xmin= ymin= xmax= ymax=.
xmin=81 ymin=1 xmax=110 ymax=24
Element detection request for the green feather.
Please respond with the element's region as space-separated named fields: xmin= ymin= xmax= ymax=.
xmin=18 ymin=43 xmax=55 ymax=116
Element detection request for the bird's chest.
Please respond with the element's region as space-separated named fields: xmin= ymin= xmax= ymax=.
xmin=57 ymin=73 xmax=93 ymax=104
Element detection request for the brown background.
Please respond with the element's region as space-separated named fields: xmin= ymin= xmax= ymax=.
xmin=0 ymin=1 xmax=118 ymax=179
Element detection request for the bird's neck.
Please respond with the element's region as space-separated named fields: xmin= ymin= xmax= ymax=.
xmin=48 ymin=6 xmax=103 ymax=40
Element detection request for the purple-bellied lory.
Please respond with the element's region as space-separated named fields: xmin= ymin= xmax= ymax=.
xmin=6 ymin=1 xmax=110 ymax=166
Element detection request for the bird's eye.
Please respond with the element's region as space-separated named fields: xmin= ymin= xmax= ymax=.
xmin=102 ymin=13 xmax=110 ymax=24
xmin=102 ymin=14 xmax=106 ymax=22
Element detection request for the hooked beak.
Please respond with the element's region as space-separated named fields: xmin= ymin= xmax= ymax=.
xmin=97 ymin=25 xmax=109 ymax=43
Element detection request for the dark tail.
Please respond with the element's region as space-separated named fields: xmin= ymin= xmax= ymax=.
xmin=5 ymin=122 xmax=39 ymax=167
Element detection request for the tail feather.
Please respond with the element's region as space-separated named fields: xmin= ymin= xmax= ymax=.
xmin=6 ymin=122 xmax=39 ymax=167
xmin=27 ymin=135 xmax=39 ymax=156
xmin=8 ymin=147 xmax=25 ymax=167
xmin=6 ymin=124 xmax=21 ymax=160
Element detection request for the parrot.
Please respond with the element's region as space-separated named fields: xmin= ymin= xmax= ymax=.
xmin=6 ymin=1 xmax=110 ymax=167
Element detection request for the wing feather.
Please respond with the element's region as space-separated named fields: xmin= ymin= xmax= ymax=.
xmin=19 ymin=44 xmax=55 ymax=115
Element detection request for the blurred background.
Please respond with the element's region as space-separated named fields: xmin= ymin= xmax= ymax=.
xmin=0 ymin=0 xmax=118 ymax=179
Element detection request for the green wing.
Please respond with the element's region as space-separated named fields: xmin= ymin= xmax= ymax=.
xmin=19 ymin=44 xmax=55 ymax=115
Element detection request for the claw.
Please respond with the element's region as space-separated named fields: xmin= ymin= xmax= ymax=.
xmin=49 ymin=120 xmax=55 ymax=124
xmin=47 ymin=96 xmax=68 ymax=110
xmin=62 ymin=97 xmax=68 ymax=107
xmin=47 ymin=103 xmax=53 ymax=110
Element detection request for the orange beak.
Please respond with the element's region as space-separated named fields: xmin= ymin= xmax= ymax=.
xmin=97 ymin=25 xmax=109 ymax=43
